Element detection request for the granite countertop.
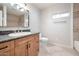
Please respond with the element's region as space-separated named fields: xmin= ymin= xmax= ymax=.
xmin=0 ymin=32 xmax=39 ymax=43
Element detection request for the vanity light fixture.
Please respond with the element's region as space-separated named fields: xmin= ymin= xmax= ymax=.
xmin=10 ymin=3 xmax=27 ymax=12
xmin=10 ymin=3 xmax=15 ymax=6
xmin=20 ymin=8 xmax=25 ymax=12
xmin=52 ymin=12 xmax=70 ymax=19
xmin=16 ymin=4 xmax=20 ymax=10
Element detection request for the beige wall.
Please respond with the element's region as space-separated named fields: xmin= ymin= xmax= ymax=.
xmin=7 ymin=14 xmax=24 ymax=27
xmin=40 ymin=3 xmax=73 ymax=48
xmin=7 ymin=14 xmax=20 ymax=27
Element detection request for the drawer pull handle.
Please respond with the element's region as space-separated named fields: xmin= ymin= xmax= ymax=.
xmin=28 ymin=42 xmax=31 ymax=48
xmin=26 ymin=45 xmax=28 ymax=49
xmin=28 ymin=43 xmax=30 ymax=48
xmin=0 ymin=46 xmax=8 ymax=50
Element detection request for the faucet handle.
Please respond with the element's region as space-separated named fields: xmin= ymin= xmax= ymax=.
xmin=19 ymin=30 xmax=21 ymax=32
xmin=19 ymin=30 xmax=23 ymax=32
xmin=16 ymin=30 xmax=19 ymax=32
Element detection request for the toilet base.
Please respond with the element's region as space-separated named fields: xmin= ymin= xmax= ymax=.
xmin=40 ymin=40 xmax=48 ymax=46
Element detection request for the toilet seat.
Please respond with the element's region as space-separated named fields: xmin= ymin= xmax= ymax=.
xmin=39 ymin=33 xmax=48 ymax=46
xmin=40 ymin=37 xmax=48 ymax=41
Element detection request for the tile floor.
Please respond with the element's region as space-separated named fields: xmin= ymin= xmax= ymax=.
xmin=38 ymin=43 xmax=79 ymax=56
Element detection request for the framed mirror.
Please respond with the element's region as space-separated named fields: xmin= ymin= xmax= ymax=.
xmin=0 ymin=3 xmax=29 ymax=28
xmin=7 ymin=3 xmax=29 ymax=28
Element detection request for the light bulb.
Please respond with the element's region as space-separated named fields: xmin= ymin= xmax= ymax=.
xmin=20 ymin=8 xmax=24 ymax=12
xmin=10 ymin=3 xmax=15 ymax=6
xmin=17 ymin=5 xmax=20 ymax=10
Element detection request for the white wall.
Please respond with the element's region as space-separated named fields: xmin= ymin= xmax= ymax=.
xmin=40 ymin=3 xmax=73 ymax=48
xmin=27 ymin=4 xmax=41 ymax=33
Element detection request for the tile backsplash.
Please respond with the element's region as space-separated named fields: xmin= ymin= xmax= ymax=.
xmin=0 ymin=29 xmax=30 ymax=35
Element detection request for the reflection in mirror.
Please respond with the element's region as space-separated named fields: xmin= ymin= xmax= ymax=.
xmin=0 ymin=3 xmax=29 ymax=27
xmin=7 ymin=11 xmax=29 ymax=27
xmin=7 ymin=3 xmax=29 ymax=27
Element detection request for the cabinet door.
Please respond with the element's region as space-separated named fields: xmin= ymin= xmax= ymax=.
xmin=15 ymin=43 xmax=28 ymax=56
xmin=33 ymin=41 xmax=39 ymax=56
xmin=28 ymin=39 xmax=35 ymax=56
xmin=10 ymin=41 xmax=15 ymax=56
xmin=34 ymin=34 xmax=39 ymax=55
xmin=33 ymin=34 xmax=39 ymax=56
xmin=28 ymin=35 xmax=39 ymax=56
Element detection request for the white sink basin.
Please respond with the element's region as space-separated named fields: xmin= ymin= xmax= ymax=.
xmin=8 ymin=32 xmax=32 ymax=37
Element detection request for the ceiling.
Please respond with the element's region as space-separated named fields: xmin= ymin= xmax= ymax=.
xmin=31 ymin=3 xmax=71 ymax=11
xmin=31 ymin=3 xmax=54 ymax=10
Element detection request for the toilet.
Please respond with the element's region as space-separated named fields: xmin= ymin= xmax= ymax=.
xmin=39 ymin=33 xmax=48 ymax=46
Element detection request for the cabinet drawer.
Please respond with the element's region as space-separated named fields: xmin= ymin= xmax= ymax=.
xmin=0 ymin=41 xmax=13 ymax=53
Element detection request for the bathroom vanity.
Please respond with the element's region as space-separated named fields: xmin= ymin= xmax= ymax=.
xmin=0 ymin=3 xmax=39 ymax=56
xmin=0 ymin=33 xmax=39 ymax=56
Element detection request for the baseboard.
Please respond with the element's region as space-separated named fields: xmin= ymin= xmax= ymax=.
xmin=52 ymin=43 xmax=73 ymax=49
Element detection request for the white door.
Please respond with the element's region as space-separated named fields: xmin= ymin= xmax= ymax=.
xmin=0 ymin=10 xmax=2 ymax=26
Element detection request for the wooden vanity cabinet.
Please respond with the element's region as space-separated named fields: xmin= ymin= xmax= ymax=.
xmin=0 ymin=41 xmax=14 ymax=56
xmin=15 ymin=34 xmax=39 ymax=56
xmin=27 ymin=36 xmax=36 ymax=56
xmin=28 ymin=34 xmax=39 ymax=56
xmin=14 ymin=37 xmax=29 ymax=56
xmin=15 ymin=43 xmax=28 ymax=56
xmin=34 ymin=34 xmax=39 ymax=55
xmin=0 ymin=33 xmax=39 ymax=56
